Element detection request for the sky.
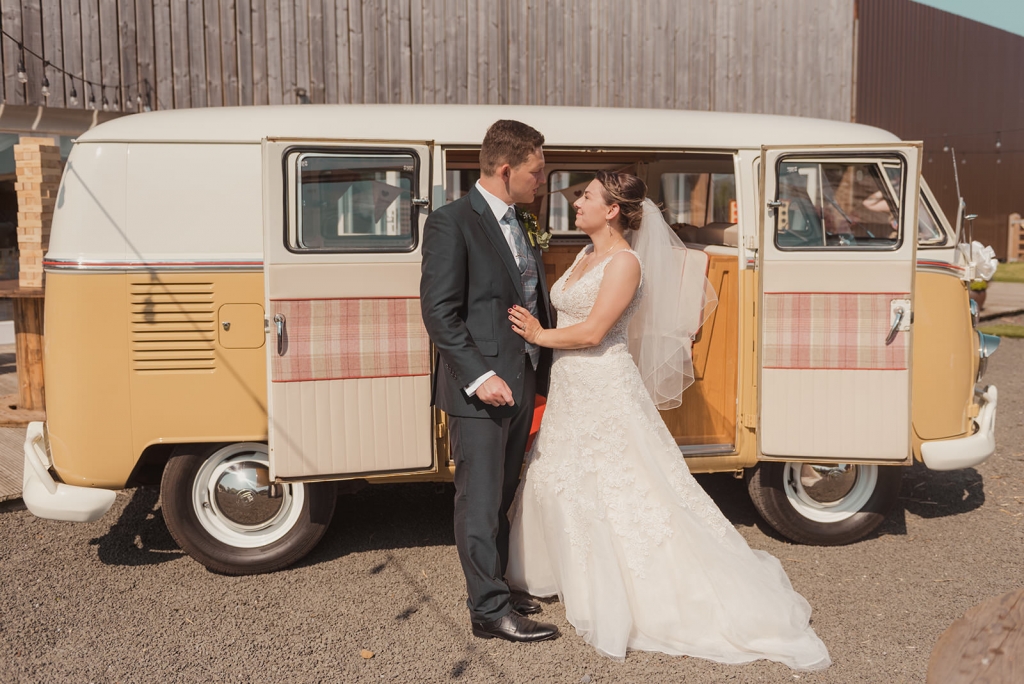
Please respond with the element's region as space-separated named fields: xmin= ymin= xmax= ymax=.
xmin=914 ymin=0 xmax=1024 ymax=37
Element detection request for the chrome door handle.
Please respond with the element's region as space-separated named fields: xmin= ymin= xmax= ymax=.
xmin=767 ymin=200 xmax=784 ymax=208
xmin=885 ymin=307 xmax=904 ymax=345
xmin=274 ymin=313 xmax=286 ymax=356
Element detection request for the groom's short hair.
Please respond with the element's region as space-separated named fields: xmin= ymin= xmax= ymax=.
xmin=479 ymin=120 xmax=545 ymax=176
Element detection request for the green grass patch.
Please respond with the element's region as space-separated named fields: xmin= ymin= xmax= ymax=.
xmin=993 ymin=262 xmax=1024 ymax=283
xmin=978 ymin=324 xmax=1024 ymax=338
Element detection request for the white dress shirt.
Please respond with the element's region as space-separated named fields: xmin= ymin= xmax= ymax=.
xmin=464 ymin=181 xmax=523 ymax=397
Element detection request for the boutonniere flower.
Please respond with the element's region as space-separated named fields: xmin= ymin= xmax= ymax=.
xmin=517 ymin=208 xmax=551 ymax=251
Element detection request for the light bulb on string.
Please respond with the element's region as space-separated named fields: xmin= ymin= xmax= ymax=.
xmin=69 ymin=83 xmax=78 ymax=106
xmin=40 ymin=61 xmax=50 ymax=100
xmin=87 ymin=87 xmax=96 ymax=110
xmin=17 ymin=53 xmax=27 ymax=84
xmin=102 ymin=89 xmax=109 ymax=111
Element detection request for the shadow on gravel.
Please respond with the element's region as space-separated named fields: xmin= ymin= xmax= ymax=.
xmin=291 ymin=460 xmax=984 ymax=571
xmin=89 ymin=486 xmax=184 ymax=566
xmin=304 ymin=474 xmax=779 ymax=568
xmin=899 ymin=461 xmax=985 ymax=519
xmin=298 ymin=483 xmax=457 ymax=568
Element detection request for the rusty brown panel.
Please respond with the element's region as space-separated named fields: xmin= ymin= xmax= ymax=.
xmin=856 ymin=0 xmax=1024 ymax=259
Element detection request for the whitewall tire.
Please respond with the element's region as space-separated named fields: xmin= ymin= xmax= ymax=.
xmin=161 ymin=443 xmax=336 ymax=574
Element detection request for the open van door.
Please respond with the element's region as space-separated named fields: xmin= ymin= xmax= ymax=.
xmin=262 ymin=139 xmax=436 ymax=480
xmin=758 ymin=143 xmax=922 ymax=464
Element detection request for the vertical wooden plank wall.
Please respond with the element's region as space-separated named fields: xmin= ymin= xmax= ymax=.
xmin=0 ymin=0 xmax=854 ymax=122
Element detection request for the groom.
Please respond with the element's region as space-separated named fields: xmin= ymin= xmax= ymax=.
xmin=420 ymin=120 xmax=558 ymax=643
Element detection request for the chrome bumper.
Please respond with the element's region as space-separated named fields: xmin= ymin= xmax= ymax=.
xmin=921 ymin=385 xmax=997 ymax=471
xmin=22 ymin=421 xmax=116 ymax=522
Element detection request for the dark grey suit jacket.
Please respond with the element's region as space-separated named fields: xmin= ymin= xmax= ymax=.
xmin=420 ymin=186 xmax=554 ymax=419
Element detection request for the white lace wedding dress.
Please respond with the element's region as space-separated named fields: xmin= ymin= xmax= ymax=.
xmin=506 ymin=247 xmax=831 ymax=670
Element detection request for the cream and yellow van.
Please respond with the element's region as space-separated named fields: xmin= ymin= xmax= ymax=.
xmin=22 ymin=105 xmax=998 ymax=574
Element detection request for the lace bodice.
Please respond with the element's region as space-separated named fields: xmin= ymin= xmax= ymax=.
xmin=549 ymin=247 xmax=643 ymax=354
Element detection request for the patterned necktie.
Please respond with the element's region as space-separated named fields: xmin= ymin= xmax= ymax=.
xmin=504 ymin=207 xmax=529 ymax=273
xmin=504 ymin=207 xmax=541 ymax=369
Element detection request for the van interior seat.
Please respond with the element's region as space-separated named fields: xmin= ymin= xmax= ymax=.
xmin=671 ymin=222 xmax=739 ymax=248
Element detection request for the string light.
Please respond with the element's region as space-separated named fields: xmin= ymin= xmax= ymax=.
xmin=40 ymin=61 xmax=50 ymax=99
xmin=1 ymin=28 xmax=154 ymax=109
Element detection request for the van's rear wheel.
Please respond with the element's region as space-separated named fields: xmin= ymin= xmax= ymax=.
xmin=161 ymin=442 xmax=336 ymax=575
xmin=746 ymin=462 xmax=901 ymax=545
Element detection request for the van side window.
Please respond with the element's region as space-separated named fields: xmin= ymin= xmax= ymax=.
xmin=548 ymin=171 xmax=595 ymax=232
xmin=291 ymin=151 xmax=417 ymax=252
xmin=546 ymin=168 xmax=738 ymax=243
xmin=660 ymin=173 xmax=737 ymax=228
xmin=775 ymin=160 xmax=901 ymax=249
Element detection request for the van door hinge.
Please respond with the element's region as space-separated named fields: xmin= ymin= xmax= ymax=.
xmin=741 ymin=413 xmax=757 ymax=429
xmin=744 ymin=234 xmax=759 ymax=252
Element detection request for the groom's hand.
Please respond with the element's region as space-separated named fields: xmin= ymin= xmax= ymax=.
xmin=476 ymin=375 xmax=515 ymax=407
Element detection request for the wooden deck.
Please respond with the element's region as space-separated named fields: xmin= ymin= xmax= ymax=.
xmin=0 ymin=425 xmax=26 ymax=502
xmin=0 ymin=344 xmax=24 ymax=501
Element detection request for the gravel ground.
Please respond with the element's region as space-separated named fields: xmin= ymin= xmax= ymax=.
xmin=2 ymin=340 xmax=1023 ymax=684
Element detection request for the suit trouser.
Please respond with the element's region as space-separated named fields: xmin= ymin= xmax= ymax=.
xmin=449 ymin=363 xmax=536 ymax=623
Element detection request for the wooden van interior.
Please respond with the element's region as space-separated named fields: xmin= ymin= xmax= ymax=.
xmin=444 ymin=149 xmax=739 ymax=452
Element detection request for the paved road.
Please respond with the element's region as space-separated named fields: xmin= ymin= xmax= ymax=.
xmin=2 ymin=342 xmax=1023 ymax=683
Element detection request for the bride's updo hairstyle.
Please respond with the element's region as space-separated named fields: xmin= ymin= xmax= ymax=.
xmin=595 ymin=171 xmax=647 ymax=231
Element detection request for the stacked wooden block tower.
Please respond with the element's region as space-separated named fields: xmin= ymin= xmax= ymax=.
xmin=13 ymin=137 xmax=61 ymax=289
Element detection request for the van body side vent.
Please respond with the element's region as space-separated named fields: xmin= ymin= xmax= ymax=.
xmin=130 ymin=281 xmax=216 ymax=373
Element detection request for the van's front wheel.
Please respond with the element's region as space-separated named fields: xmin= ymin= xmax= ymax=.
xmin=746 ymin=462 xmax=901 ymax=545
xmin=161 ymin=443 xmax=336 ymax=575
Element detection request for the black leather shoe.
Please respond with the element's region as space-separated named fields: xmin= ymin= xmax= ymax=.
xmin=471 ymin=612 xmax=559 ymax=643
xmin=509 ymin=593 xmax=542 ymax=616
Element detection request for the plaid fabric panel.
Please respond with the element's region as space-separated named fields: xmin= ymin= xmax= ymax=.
xmin=762 ymin=293 xmax=909 ymax=370
xmin=272 ymin=298 xmax=431 ymax=382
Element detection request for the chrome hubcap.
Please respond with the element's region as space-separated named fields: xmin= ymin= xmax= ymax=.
xmin=191 ymin=443 xmax=305 ymax=549
xmin=783 ymin=462 xmax=878 ymax=523
xmin=798 ymin=464 xmax=858 ymax=504
xmin=213 ymin=460 xmax=283 ymax=528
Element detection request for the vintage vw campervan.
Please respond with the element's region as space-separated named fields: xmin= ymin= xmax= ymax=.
xmin=22 ymin=105 xmax=998 ymax=574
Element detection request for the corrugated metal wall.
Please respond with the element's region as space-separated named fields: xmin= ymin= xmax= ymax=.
xmin=856 ymin=0 xmax=1024 ymax=258
xmin=0 ymin=0 xmax=853 ymax=120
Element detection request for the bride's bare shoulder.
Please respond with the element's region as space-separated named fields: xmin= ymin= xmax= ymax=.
xmin=603 ymin=250 xmax=642 ymax=287
xmin=608 ymin=249 xmax=641 ymax=271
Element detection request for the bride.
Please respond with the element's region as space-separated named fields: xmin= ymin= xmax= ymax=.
xmin=504 ymin=171 xmax=831 ymax=670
